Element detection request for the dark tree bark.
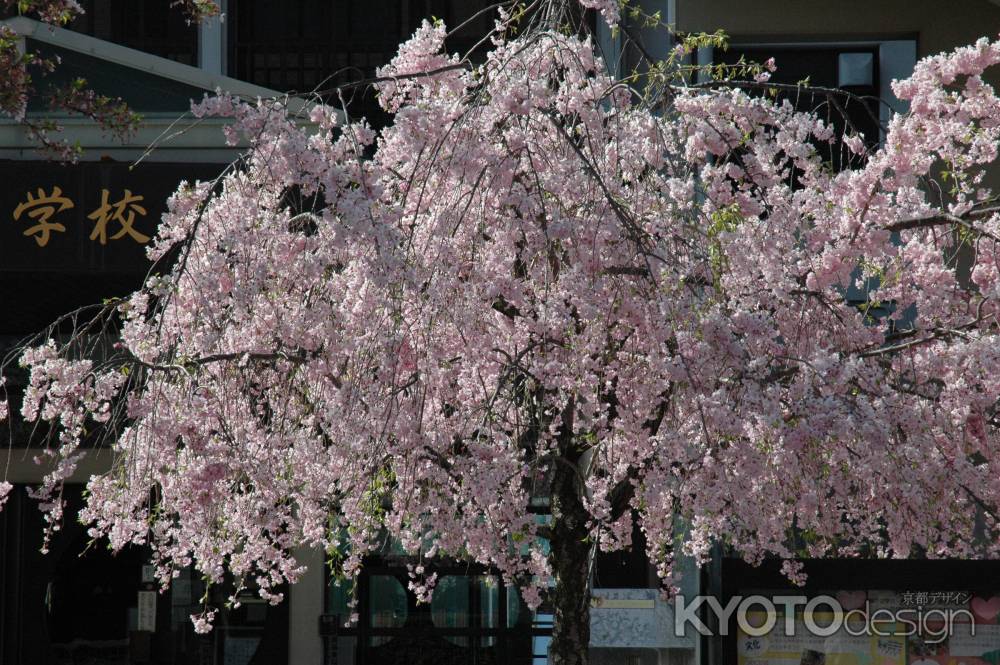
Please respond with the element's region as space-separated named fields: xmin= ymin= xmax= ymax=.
xmin=548 ymin=451 xmax=593 ymax=665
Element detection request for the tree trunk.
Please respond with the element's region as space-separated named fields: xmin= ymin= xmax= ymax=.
xmin=548 ymin=454 xmax=593 ymax=665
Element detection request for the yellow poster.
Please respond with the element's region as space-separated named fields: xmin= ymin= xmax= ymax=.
xmin=737 ymin=611 xmax=905 ymax=665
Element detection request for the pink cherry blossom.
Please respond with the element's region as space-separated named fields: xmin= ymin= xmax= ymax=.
xmin=3 ymin=4 xmax=1000 ymax=663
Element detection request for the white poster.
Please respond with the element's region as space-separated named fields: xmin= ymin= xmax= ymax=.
xmin=137 ymin=590 xmax=158 ymax=632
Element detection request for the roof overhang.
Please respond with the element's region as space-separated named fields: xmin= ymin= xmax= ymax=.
xmin=2 ymin=15 xmax=304 ymax=107
xmin=0 ymin=16 xmax=329 ymax=159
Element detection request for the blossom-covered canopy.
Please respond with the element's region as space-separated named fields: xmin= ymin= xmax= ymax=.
xmin=5 ymin=0 xmax=1000 ymax=637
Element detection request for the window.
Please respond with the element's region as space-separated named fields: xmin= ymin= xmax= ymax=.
xmin=323 ymin=562 xmax=552 ymax=664
xmin=65 ymin=0 xmax=199 ymax=65
xmin=716 ymin=44 xmax=881 ymax=171
xmin=0 ymin=484 xmax=289 ymax=665
xmin=594 ymin=518 xmax=656 ymax=589
xmin=712 ymin=39 xmax=916 ymax=144
xmin=227 ymin=0 xmax=495 ymax=122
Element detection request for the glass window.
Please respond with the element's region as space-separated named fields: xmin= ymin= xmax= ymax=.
xmin=715 ymin=44 xmax=881 ymax=170
xmin=594 ymin=516 xmax=654 ymax=589
xmin=0 ymin=484 xmax=288 ymax=665
xmin=64 ymin=0 xmax=199 ymax=65
xmin=228 ymin=0 xmax=495 ymax=123
xmin=322 ymin=565 xmax=553 ymax=664
xmin=431 ymin=575 xmax=470 ymax=646
xmin=327 ymin=577 xmax=354 ymax=618
xmin=368 ymin=574 xmax=408 ymax=646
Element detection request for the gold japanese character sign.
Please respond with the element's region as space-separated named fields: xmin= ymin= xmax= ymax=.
xmin=12 ymin=187 xmax=74 ymax=247
xmin=11 ymin=186 xmax=150 ymax=248
xmin=2 ymin=162 xmax=225 ymax=332
xmin=87 ymin=189 xmax=149 ymax=245
xmin=2 ymin=162 xmax=225 ymax=276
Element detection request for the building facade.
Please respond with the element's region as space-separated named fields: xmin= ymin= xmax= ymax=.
xmin=2 ymin=2 xmax=1000 ymax=664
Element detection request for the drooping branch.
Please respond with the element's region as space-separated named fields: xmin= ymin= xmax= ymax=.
xmin=886 ymin=206 xmax=1000 ymax=241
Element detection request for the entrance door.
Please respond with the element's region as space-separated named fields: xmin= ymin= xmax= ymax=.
xmin=323 ymin=564 xmax=551 ymax=665
xmin=0 ymin=484 xmax=142 ymax=665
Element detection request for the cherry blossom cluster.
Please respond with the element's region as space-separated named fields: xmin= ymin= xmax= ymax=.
xmin=4 ymin=0 xmax=1000 ymax=632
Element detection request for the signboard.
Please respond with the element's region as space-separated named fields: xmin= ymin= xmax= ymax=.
xmin=2 ymin=160 xmax=224 ymax=273
xmin=590 ymin=588 xmax=697 ymax=650
xmin=0 ymin=160 xmax=225 ymax=333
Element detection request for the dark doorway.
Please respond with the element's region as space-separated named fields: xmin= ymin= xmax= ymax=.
xmin=323 ymin=562 xmax=552 ymax=665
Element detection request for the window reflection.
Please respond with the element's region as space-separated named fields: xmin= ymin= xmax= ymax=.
xmin=369 ymin=575 xmax=407 ymax=646
xmin=323 ymin=566 xmax=554 ymax=664
xmin=431 ymin=576 xmax=470 ymax=646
